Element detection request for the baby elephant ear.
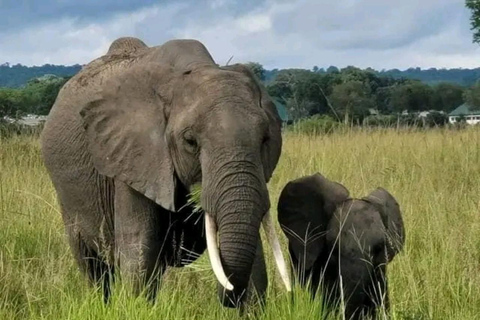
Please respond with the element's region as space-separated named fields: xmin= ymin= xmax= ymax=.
xmin=277 ymin=173 xmax=350 ymax=271
xmin=80 ymin=62 xmax=178 ymax=212
xmin=364 ymin=188 xmax=405 ymax=261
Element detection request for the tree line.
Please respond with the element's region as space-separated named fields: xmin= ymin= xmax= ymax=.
xmin=246 ymin=62 xmax=480 ymax=123
xmin=0 ymin=63 xmax=81 ymax=88
xmin=263 ymin=66 xmax=480 ymax=87
xmin=1 ymin=63 xmax=480 ymax=124
xmin=3 ymin=63 xmax=480 ymax=89
xmin=0 ymin=75 xmax=70 ymax=119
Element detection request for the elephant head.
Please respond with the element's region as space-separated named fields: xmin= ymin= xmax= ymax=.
xmin=79 ymin=39 xmax=290 ymax=307
xmin=277 ymin=173 xmax=405 ymax=319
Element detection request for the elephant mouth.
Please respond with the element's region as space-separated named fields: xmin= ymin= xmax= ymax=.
xmin=204 ymin=211 xmax=292 ymax=292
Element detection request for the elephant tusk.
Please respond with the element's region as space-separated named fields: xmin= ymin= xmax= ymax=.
xmin=205 ymin=213 xmax=234 ymax=291
xmin=262 ymin=211 xmax=292 ymax=292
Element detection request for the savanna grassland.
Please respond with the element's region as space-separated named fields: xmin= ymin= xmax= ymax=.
xmin=1 ymin=127 xmax=480 ymax=319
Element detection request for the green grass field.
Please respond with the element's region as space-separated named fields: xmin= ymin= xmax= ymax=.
xmin=1 ymin=127 xmax=480 ymax=319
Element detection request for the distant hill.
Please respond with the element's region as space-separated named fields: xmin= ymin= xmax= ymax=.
xmin=375 ymin=67 xmax=480 ymax=86
xmin=265 ymin=67 xmax=480 ymax=87
xmin=0 ymin=63 xmax=82 ymax=88
xmin=1 ymin=62 xmax=480 ymax=88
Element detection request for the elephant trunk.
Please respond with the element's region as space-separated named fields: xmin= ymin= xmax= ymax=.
xmin=202 ymin=156 xmax=269 ymax=307
xmin=217 ymin=199 xmax=264 ymax=307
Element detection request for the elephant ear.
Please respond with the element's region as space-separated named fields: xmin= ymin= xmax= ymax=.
xmin=80 ymin=62 xmax=178 ymax=212
xmin=364 ymin=187 xmax=405 ymax=262
xmin=277 ymin=173 xmax=350 ymax=271
xmin=220 ymin=63 xmax=282 ymax=183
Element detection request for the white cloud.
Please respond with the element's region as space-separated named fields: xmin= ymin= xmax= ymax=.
xmin=0 ymin=3 xmax=186 ymax=65
xmin=0 ymin=0 xmax=479 ymax=70
xmin=209 ymin=0 xmax=228 ymax=10
xmin=235 ymin=14 xmax=272 ymax=33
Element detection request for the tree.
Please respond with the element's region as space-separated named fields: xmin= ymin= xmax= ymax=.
xmin=463 ymin=82 xmax=480 ymax=107
xmin=326 ymin=66 xmax=339 ymax=74
xmin=374 ymin=86 xmax=394 ymax=114
xmin=266 ymin=70 xmax=316 ymax=120
xmin=466 ymin=0 xmax=480 ymax=44
xmin=266 ymin=69 xmax=343 ymax=120
xmin=0 ymin=88 xmax=24 ymax=119
xmin=244 ymin=62 xmax=266 ymax=82
xmin=328 ymin=80 xmax=375 ymax=123
xmin=431 ymin=82 xmax=464 ymax=111
xmin=21 ymin=75 xmax=69 ymax=115
xmin=424 ymin=111 xmax=448 ymax=127
xmin=0 ymin=74 xmax=69 ymax=120
xmin=389 ymin=81 xmax=433 ymax=113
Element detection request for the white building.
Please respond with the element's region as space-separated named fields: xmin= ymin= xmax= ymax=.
xmin=2 ymin=114 xmax=47 ymax=126
xmin=448 ymin=104 xmax=480 ymax=125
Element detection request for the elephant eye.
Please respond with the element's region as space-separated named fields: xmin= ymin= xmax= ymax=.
xmin=183 ymin=131 xmax=198 ymax=149
xmin=185 ymin=137 xmax=197 ymax=147
xmin=262 ymin=135 xmax=270 ymax=145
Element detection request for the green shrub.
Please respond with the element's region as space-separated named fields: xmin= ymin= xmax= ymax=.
xmin=289 ymin=115 xmax=342 ymax=135
xmin=397 ymin=114 xmax=420 ymax=127
xmin=363 ymin=114 xmax=398 ymax=127
xmin=423 ymin=111 xmax=448 ymax=127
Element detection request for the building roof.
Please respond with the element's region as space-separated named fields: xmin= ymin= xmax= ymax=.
xmin=272 ymin=98 xmax=289 ymax=122
xmin=449 ymin=103 xmax=480 ymax=116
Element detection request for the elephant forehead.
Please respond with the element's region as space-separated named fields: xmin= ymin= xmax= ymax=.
xmin=328 ymin=200 xmax=385 ymax=248
xmin=192 ymin=69 xmax=258 ymax=98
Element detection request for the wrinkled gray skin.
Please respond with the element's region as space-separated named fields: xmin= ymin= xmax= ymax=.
xmin=40 ymin=37 xmax=282 ymax=308
xmin=277 ymin=173 xmax=405 ymax=319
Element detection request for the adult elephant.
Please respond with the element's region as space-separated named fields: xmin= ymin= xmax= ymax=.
xmin=41 ymin=37 xmax=290 ymax=308
xmin=277 ymin=173 xmax=405 ymax=319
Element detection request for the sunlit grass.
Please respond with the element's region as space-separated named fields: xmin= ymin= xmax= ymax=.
xmin=1 ymin=127 xmax=480 ymax=319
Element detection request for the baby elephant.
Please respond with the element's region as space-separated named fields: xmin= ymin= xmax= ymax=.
xmin=277 ymin=173 xmax=405 ymax=319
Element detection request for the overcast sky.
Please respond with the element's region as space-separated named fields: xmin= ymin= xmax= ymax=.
xmin=1 ymin=0 xmax=479 ymax=70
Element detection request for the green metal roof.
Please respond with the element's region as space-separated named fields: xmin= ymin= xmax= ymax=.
xmin=272 ymin=98 xmax=289 ymax=122
xmin=449 ymin=103 xmax=480 ymax=116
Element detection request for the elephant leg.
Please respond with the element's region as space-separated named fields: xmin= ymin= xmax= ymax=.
xmin=62 ymin=214 xmax=114 ymax=303
xmin=372 ymin=268 xmax=390 ymax=317
xmin=114 ymin=181 xmax=169 ymax=300
xmin=55 ymin=177 xmax=115 ymax=303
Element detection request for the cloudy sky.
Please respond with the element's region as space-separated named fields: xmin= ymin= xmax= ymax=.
xmin=1 ymin=0 xmax=479 ymax=70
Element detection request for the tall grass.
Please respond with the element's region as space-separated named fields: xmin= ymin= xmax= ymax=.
xmin=1 ymin=127 xmax=479 ymax=319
